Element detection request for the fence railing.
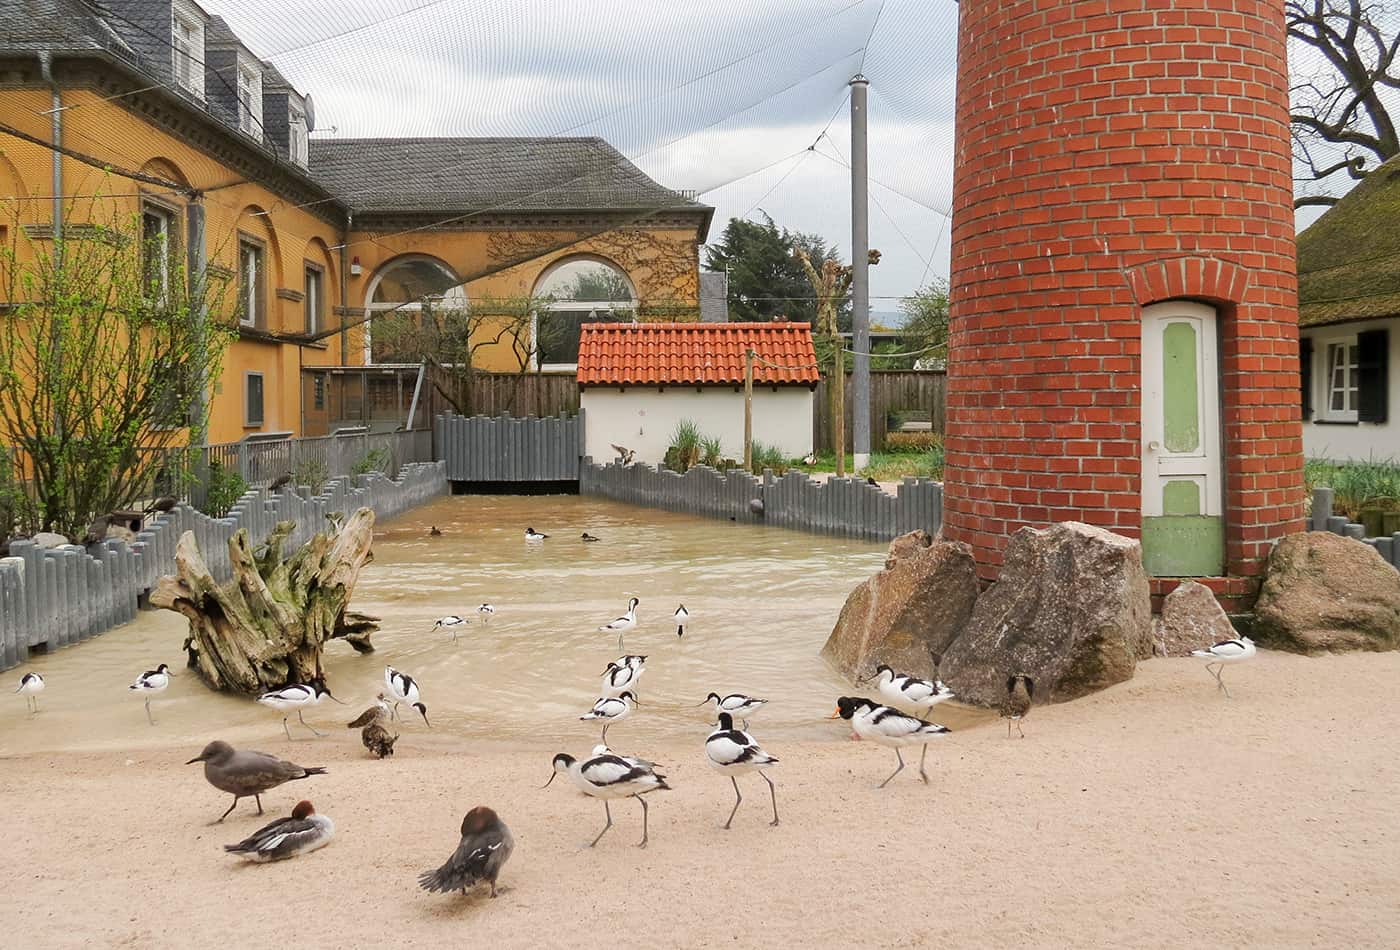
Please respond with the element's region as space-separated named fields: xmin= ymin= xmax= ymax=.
xmin=579 ymin=458 xmax=943 ymax=542
xmin=0 ymin=462 xmax=448 ymax=672
xmin=1310 ymin=486 xmax=1400 ymax=570
xmin=435 ymin=411 xmax=583 ymax=482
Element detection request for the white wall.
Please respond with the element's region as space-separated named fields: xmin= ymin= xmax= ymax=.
xmin=582 ymin=386 xmax=814 ymax=465
xmin=1302 ymin=316 xmax=1398 ymax=461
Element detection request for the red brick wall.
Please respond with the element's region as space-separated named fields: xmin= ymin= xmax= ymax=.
xmin=945 ymin=0 xmax=1304 ymax=593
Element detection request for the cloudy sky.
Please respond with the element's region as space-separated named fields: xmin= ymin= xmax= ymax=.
xmin=203 ymin=0 xmax=960 ymax=317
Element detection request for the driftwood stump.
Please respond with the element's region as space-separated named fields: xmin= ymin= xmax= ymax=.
xmin=150 ymin=507 xmax=380 ymax=694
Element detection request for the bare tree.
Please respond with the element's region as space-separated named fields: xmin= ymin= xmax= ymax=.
xmin=1288 ymin=0 xmax=1399 ymax=207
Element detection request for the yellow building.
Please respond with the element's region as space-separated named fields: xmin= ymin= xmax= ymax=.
xmin=0 ymin=0 xmax=710 ymax=443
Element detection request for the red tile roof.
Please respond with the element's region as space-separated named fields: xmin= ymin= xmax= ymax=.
xmin=577 ymin=322 xmax=820 ymax=386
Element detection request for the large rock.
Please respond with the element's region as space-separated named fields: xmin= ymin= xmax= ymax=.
xmin=821 ymin=530 xmax=979 ymax=681
xmin=1254 ymin=532 xmax=1400 ymax=653
xmin=940 ymin=521 xmax=1153 ymax=706
xmin=1155 ymin=580 xmax=1235 ymax=657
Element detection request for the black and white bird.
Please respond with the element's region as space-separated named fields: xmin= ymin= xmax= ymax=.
xmin=705 ymin=712 xmax=779 ymax=829
xmin=418 ymin=806 xmax=515 ymax=898
xmin=832 ymin=696 xmax=951 ymax=788
xmin=673 ymin=604 xmax=689 ymax=637
xmin=701 ymin=692 xmax=767 ymax=728
xmin=525 ymin=527 xmax=549 ymax=542
xmin=1191 ymin=636 xmax=1256 ymax=698
xmin=600 ymin=655 xmax=647 ymax=697
xmin=598 ymin=596 xmax=639 ymax=650
xmin=257 ymin=682 xmax=342 ymax=740
xmin=384 ymin=666 xmax=430 ymax=726
xmin=346 ymin=702 xmax=398 ymax=758
xmin=223 ymin=800 xmax=335 ymax=862
xmin=432 ymin=615 xmax=471 ymax=642
xmin=15 ymin=671 xmax=44 ymax=713
xmin=867 ymin=665 xmax=955 ymax=716
xmin=1001 ymin=674 xmax=1034 ymax=738
xmin=129 ymin=663 xmax=174 ymax=725
xmin=477 ymin=603 xmax=495 ymax=625
xmin=580 ymin=691 xmax=638 ymax=742
xmin=543 ymin=748 xmax=671 ymax=848
xmin=581 ymin=532 xmax=601 ymax=543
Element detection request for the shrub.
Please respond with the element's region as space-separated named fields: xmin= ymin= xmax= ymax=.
xmin=294 ymin=456 xmax=330 ymax=493
xmin=749 ymin=441 xmax=789 ymax=476
xmin=885 ymin=431 xmax=941 ymax=452
xmin=664 ymin=419 xmax=704 ymax=473
xmin=1305 ymin=456 xmax=1400 ymax=520
xmin=701 ymin=435 xmax=724 ymax=467
xmin=199 ymin=458 xmax=247 ymax=518
xmin=352 ymin=447 xmax=391 ymax=477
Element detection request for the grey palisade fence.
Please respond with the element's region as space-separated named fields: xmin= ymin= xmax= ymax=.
xmin=579 ymin=459 xmax=943 ymax=542
xmin=436 ymin=411 xmax=583 ymax=482
xmin=0 ymin=462 xmax=447 ymax=672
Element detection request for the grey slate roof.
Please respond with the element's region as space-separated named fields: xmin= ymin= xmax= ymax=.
xmin=308 ymin=137 xmax=710 ymax=217
xmin=0 ymin=0 xmax=137 ymax=60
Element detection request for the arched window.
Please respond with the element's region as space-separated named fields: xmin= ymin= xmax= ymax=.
xmin=363 ymin=255 xmax=463 ymax=363
xmin=532 ymin=256 xmax=636 ymax=369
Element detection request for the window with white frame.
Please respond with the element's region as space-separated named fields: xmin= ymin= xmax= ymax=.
xmin=304 ymin=263 xmax=323 ymax=335
xmin=1323 ymin=336 xmax=1360 ymax=421
xmin=288 ymin=106 xmax=309 ymax=166
xmin=237 ymin=61 xmax=263 ymax=140
xmin=171 ymin=4 xmax=204 ymax=98
xmin=141 ymin=202 xmax=177 ymax=301
xmin=238 ymin=237 xmax=264 ymax=328
xmin=531 ymin=257 xmax=636 ymax=370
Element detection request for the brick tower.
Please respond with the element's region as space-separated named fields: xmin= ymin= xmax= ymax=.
xmin=944 ymin=0 xmax=1304 ymax=607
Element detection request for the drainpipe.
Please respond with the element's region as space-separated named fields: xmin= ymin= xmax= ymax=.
xmin=38 ymin=52 xmax=62 ymax=254
xmin=339 ymin=212 xmax=352 ymax=365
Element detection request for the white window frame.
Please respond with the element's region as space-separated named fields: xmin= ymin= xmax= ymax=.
xmin=171 ymin=2 xmax=205 ymax=99
xmin=244 ymin=371 xmax=265 ymax=428
xmin=1320 ymin=333 xmax=1360 ymax=423
xmin=288 ymin=106 xmax=309 ymax=166
xmin=530 ymin=257 xmax=637 ymax=372
xmin=304 ymin=263 xmax=322 ymax=335
xmin=238 ymin=237 xmax=263 ymax=328
xmin=237 ymin=58 xmax=263 ymax=141
xmin=141 ymin=202 xmax=176 ymax=302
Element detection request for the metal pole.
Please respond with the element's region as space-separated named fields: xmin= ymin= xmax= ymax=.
xmin=187 ymin=200 xmax=211 ymax=505
xmin=744 ymin=348 xmax=754 ymax=471
xmin=849 ymin=74 xmax=871 ymax=470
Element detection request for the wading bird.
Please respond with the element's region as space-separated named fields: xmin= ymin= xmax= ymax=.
xmin=600 ymin=655 xmax=646 ymax=698
xmin=257 ymin=682 xmax=343 ymax=739
xmin=129 ymin=663 xmax=174 ymax=725
xmin=384 ymin=666 xmax=431 ymax=725
xmin=580 ymin=691 xmax=638 ymax=742
xmin=432 ymin=615 xmax=471 ymax=642
xmin=1001 ymin=674 xmax=1034 ymax=738
xmin=865 ymin=665 xmax=955 ymax=717
xmin=418 ymin=806 xmax=515 ymax=898
xmin=544 ymin=749 xmax=670 ymax=848
xmin=673 ymin=604 xmax=689 ymax=637
xmin=16 ymin=671 xmax=45 ymax=714
xmin=700 ymin=692 xmax=767 ymax=728
xmin=705 ymin=712 xmax=779 ymax=829
xmin=1191 ymin=636 xmax=1256 ymax=698
xmin=186 ymin=740 xmax=327 ymax=821
xmin=832 ymin=696 xmax=950 ymax=788
xmin=598 ymin=596 xmax=639 ymax=651
xmin=346 ymin=702 xmax=398 ymax=758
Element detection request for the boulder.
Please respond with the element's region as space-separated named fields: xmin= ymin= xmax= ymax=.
xmin=32 ymin=532 xmax=70 ymax=549
xmin=940 ymin=521 xmax=1153 ymax=706
xmin=1254 ymin=532 xmax=1400 ymax=654
xmin=821 ymin=530 xmax=979 ymax=681
xmin=1155 ymin=580 xmax=1235 ymax=657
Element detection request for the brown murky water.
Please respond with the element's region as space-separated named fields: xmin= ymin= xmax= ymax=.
xmin=0 ymin=495 xmax=992 ymax=756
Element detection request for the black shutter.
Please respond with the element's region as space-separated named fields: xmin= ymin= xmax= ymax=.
xmin=1357 ymin=329 xmax=1389 ymax=424
xmin=1299 ymin=335 xmax=1313 ymax=420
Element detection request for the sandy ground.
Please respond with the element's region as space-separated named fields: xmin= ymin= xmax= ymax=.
xmin=2 ymin=650 xmax=1399 ymax=949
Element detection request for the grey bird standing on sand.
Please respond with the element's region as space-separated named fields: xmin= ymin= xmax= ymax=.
xmin=346 ymin=703 xmax=399 ymax=758
xmin=186 ymin=740 xmax=328 ymax=821
xmin=418 ymin=806 xmax=515 ymax=898
xmin=1001 ymin=674 xmax=1034 ymax=738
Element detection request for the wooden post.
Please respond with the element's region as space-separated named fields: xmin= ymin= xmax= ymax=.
xmin=834 ymin=350 xmax=846 ymax=477
xmin=744 ymin=348 xmax=754 ymax=471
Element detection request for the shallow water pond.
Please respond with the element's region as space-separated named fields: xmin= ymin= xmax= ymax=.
xmin=0 ymin=495 xmax=990 ymax=756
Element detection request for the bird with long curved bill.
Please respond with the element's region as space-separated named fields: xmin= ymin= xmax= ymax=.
xmin=1191 ymin=636 xmax=1256 ymax=698
xmin=705 ymin=712 xmax=779 ymax=829
xmin=543 ymin=749 xmax=670 ymax=848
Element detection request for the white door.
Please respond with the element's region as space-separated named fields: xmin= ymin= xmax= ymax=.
xmin=1140 ymin=301 xmax=1224 ymax=575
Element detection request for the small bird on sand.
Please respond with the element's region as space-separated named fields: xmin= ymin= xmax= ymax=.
xmin=600 ymin=655 xmax=646 ymax=697
xmin=477 ymin=603 xmax=495 ymax=625
xmin=1191 ymin=636 xmax=1256 ymax=698
xmin=866 ymin=665 xmax=955 ymax=716
xmin=700 ymin=692 xmax=767 ymax=728
xmin=832 ymin=696 xmax=951 ymax=788
xmin=429 ymin=525 xmax=443 ymax=537
xmin=269 ymin=472 xmax=293 ymax=493
xmin=705 ymin=712 xmax=779 ymax=829
xmin=1001 ymin=674 xmax=1034 ymax=738
xmin=129 ymin=663 xmax=174 ymax=725
xmin=257 ymin=682 xmax=342 ymax=739
xmin=598 ymin=596 xmax=639 ymax=651
xmin=418 ymin=806 xmax=515 ymax=898
xmin=525 ymin=527 xmax=549 ymax=541
xmin=186 ymin=740 xmax=327 ymax=821
xmin=346 ymin=703 xmax=399 ymax=758
xmin=580 ymin=691 xmax=638 ymax=742
xmin=673 ymin=604 xmax=689 ymax=637
xmin=432 ymin=615 xmax=471 ymax=642
xmin=385 ymin=666 xmax=430 ymax=726
xmin=223 ymin=800 xmax=335 ymax=862
xmin=15 ymin=671 xmax=45 ymax=714
xmin=544 ymin=749 xmax=670 ymax=848
xmin=581 ymin=532 xmax=601 ymax=542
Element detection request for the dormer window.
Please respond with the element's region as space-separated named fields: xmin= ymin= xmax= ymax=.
xmin=288 ymin=106 xmax=308 ymax=166
xmin=172 ymin=2 xmax=205 ymax=98
xmin=237 ymin=60 xmax=263 ymax=140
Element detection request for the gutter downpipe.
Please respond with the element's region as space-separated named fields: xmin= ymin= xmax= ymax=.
xmin=339 ymin=212 xmax=352 ymax=365
xmin=39 ymin=53 xmax=62 ymax=250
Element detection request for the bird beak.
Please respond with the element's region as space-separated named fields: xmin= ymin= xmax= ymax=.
xmin=184 ymin=755 xmax=204 ymax=765
xmin=326 ymin=690 xmax=347 ymax=705
xmin=827 ymin=707 xmax=842 ymax=719
xmin=540 ymin=771 xmax=558 ymax=790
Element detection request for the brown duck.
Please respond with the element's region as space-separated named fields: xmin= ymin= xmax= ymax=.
xmin=1001 ymin=674 xmax=1033 ymax=738
xmin=419 ymin=806 xmax=515 ymax=898
xmin=346 ymin=699 xmax=399 ymax=758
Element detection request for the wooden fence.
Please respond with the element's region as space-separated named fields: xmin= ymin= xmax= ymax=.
xmin=812 ymin=370 xmax=947 ymax=453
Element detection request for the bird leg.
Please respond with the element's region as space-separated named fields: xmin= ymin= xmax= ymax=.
xmin=298 ymin=710 xmax=326 ymax=737
xmin=282 ymin=717 xmax=293 ymax=741
xmin=391 ymin=702 xmax=400 ymax=721
xmin=637 ymin=795 xmax=650 ymax=849
xmin=219 ymin=796 xmax=239 ymax=822
xmin=919 ymin=744 xmax=929 ymax=784
xmin=724 ymin=776 xmax=743 ymax=830
xmin=879 ymin=748 xmax=906 ymax=788
xmin=144 ymin=697 xmax=155 ymax=726
xmin=255 ymin=794 xmax=264 ymax=815
xmin=589 ymin=800 xmax=613 ymax=848
xmin=601 ymin=722 xmax=610 ymax=743
xmin=1016 ymin=719 xmax=1025 ymax=738
xmin=761 ymin=771 xmax=779 ymax=826
xmin=617 ymin=631 xmax=625 ymax=652
xmin=1219 ymin=672 xmax=1232 ymax=700
xmin=1006 ymin=718 xmax=1012 ymax=739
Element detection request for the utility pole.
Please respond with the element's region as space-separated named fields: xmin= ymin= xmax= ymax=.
xmin=849 ymin=74 xmax=871 ymax=470
xmin=187 ymin=200 xmax=211 ymax=507
xmin=743 ymin=348 xmax=754 ymax=471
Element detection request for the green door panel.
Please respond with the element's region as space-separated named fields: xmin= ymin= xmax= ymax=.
xmin=1162 ymin=321 xmax=1200 ymax=453
xmin=1142 ymin=515 xmax=1225 ymax=576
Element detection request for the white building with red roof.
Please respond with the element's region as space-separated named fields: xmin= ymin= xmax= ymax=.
xmin=577 ymin=322 xmax=819 ymax=465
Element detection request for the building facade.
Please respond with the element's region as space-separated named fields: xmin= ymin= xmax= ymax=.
xmin=0 ymin=0 xmax=709 ymax=444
